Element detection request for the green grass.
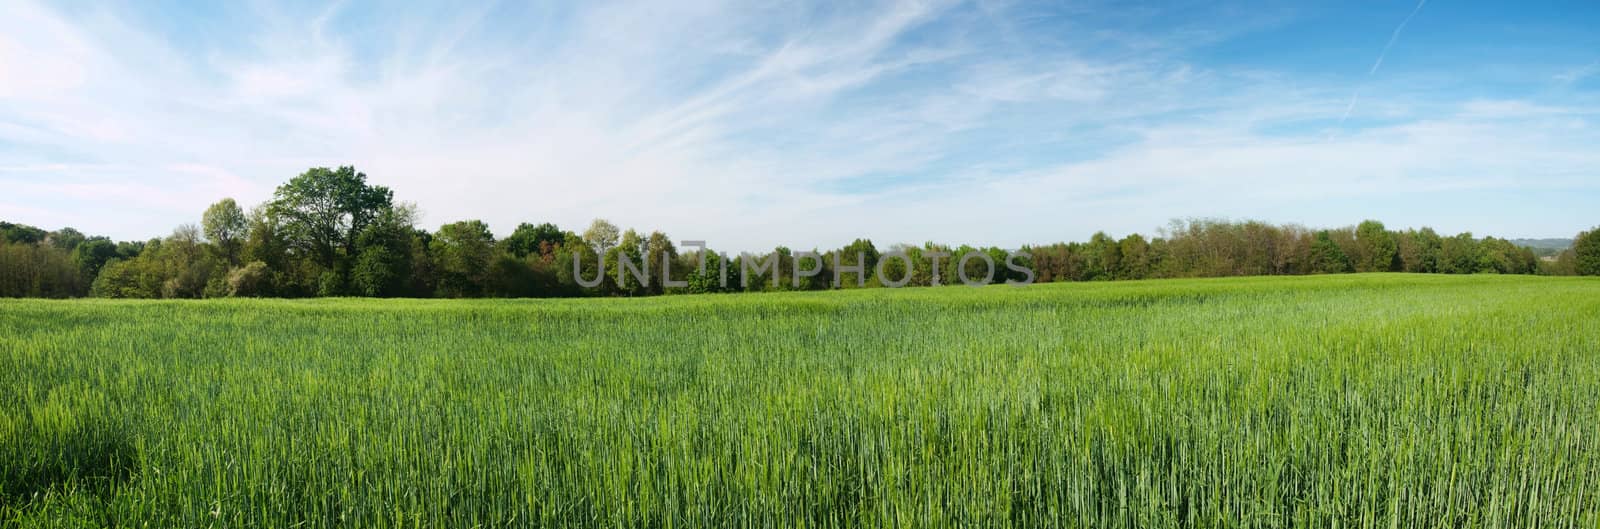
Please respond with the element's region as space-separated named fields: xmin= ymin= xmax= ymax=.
xmin=2 ymin=273 xmax=1598 ymax=527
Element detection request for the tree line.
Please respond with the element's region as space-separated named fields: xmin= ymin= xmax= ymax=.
xmin=2 ymin=166 xmax=1597 ymax=299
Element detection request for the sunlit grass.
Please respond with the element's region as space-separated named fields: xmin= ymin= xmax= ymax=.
xmin=2 ymin=273 xmax=1598 ymax=527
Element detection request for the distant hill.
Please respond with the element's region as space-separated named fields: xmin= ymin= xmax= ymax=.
xmin=1510 ymin=238 xmax=1573 ymax=257
xmin=1510 ymin=238 xmax=1572 ymax=249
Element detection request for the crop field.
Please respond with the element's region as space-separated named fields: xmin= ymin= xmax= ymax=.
xmin=2 ymin=273 xmax=1598 ymax=527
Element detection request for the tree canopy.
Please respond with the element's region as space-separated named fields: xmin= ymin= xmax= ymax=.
xmin=0 ymin=168 xmax=1587 ymax=300
xmin=268 ymin=166 xmax=394 ymax=271
xmin=1575 ymin=228 xmax=1600 ymax=276
xmin=203 ymin=198 xmax=248 ymax=265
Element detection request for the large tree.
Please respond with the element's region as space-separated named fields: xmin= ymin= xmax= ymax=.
xmin=431 ymin=220 xmax=497 ymax=297
xmin=350 ymin=205 xmax=420 ymax=297
xmin=1439 ymin=232 xmax=1481 ymax=274
xmin=156 ymin=224 xmax=220 ymax=298
xmin=0 ymin=222 xmax=47 ymax=245
xmin=47 ymin=227 xmax=86 ymax=251
xmin=608 ymin=229 xmax=649 ymax=295
xmin=1085 ymin=231 xmax=1121 ymax=280
xmin=1118 ymin=234 xmax=1151 ymax=279
xmin=72 ymin=237 xmax=119 ymax=280
xmin=1309 ymin=230 xmax=1351 ymax=273
xmin=644 ymin=231 xmax=678 ymax=295
xmin=268 ymin=166 xmax=394 ymax=271
xmin=503 ymin=222 xmax=565 ymax=258
xmin=242 ymin=206 xmax=289 ymax=273
xmin=1354 ymin=220 xmax=1397 ymax=272
xmin=583 ymin=219 xmax=621 ymax=254
xmin=1575 ymin=227 xmax=1600 ymax=276
xmin=1395 ymin=228 xmax=1440 ymax=273
xmin=202 ymin=198 xmax=249 ymax=266
xmin=835 ymin=238 xmax=880 ymax=286
xmin=0 ymin=236 xmax=86 ymax=297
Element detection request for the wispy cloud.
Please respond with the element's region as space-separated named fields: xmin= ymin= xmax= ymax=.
xmin=1 ymin=0 xmax=1596 ymax=248
xmin=1370 ymin=0 xmax=1428 ymax=76
xmin=1555 ymin=60 xmax=1600 ymax=85
xmin=1338 ymin=0 xmax=1428 ymax=127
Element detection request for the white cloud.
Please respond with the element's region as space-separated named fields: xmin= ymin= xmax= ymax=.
xmin=0 ymin=0 xmax=1595 ymax=250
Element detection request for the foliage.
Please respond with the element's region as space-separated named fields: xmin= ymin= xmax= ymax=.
xmin=1308 ymin=230 xmax=1351 ymax=273
xmin=202 ymin=198 xmax=249 ymax=265
xmin=227 ymin=261 xmax=273 ymax=297
xmin=349 ymin=206 xmax=419 ymax=297
xmin=502 ymin=222 xmax=565 ymax=259
xmin=71 ymin=238 xmax=119 ymax=280
xmin=0 ymin=238 xmax=86 ymax=298
xmin=0 ymin=222 xmax=47 ymax=245
xmin=1439 ymin=232 xmax=1481 ymax=274
xmin=431 ymin=220 xmax=496 ymax=298
xmin=267 ymin=166 xmax=394 ymax=270
xmin=582 ymin=219 xmax=620 ymax=254
xmin=1 ymin=169 xmax=1589 ymax=300
xmin=1354 ymin=220 xmax=1397 ymax=272
xmin=1576 ymin=227 xmax=1600 ymax=276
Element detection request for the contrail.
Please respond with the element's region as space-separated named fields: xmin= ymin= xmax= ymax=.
xmin=1369 ymin=0 xmax=1428 ymax=76
xmin=1338 ymin=90 xmax=1362 ymax=124
xmin=1337 ymin=0 xmax=1428 ymax=127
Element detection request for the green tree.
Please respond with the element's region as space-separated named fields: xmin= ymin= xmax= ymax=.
xmin=0 ymin=237 xmax=86 ymax=297
xmin=46 ymin=227 xmax=86 ymax=251
xmin=681 ymin=250 xmax=730 ymax=293
xmin=556 ymin=232 xmax=603 ymax=296
xmin=350 ymin=206 xmax=419 ymax=297
xmin=1477 ymin=237 xmax=1536 ymax=275
xmin=608 ymin=229 xmax=650 ymax=296
xmin=1271 ymin=226 xmax=1311 ymax=275
xmin=1439 ymin=233 xmax=1480 ymax=274
xmin=268 ymin=166 xmax=394 ymax=271
xmin=1118 ymin=234 xmax=1151 ymax=279
xmin=1309 ymin=230 xmax=1351 ymax=273
xmin=645 ymin=231 xmax=678 ymax=294
xmin=1574 ymin=227 xmax=1600 ymax=276
xmin=485 ymin=254 xmax=543 ymax=297
xmin=202 ymin=198 xmax=249 ymax=266
xmin=583 ymin=219 xmax=621 ymax=254
xmin=835 ymin=238 xmax=880 ymax=287
xmin=503 ymin=222 xmax=566 ymax=258
xmin=227 ymin=261 xmax=273 ymax=297
xmin=1354 ymin=220 xmax=1397 ymax=272
xmin=876 ymin=245 xmax=919 ymax=286
xmin=1395 ymin=228 xmax=1439 ymax=273
xmin=91 ymin=238 xmax=166 ymax=298
xmin=243 ymin=207 xmax=289 ymax=270
xmin=72 ymin=237 xmax=119 ymax=280
xmin=432 ymin=220 xmax=497 ymax=297
xmin=1085 ymin=232 xmax=1121 ymax=280
xmin=0 ymin=222 xmax=47 ymax=244
xmin=114 ymin=241 xmax=145 ymax=260
xmin=90 ymin=258 xmax=150 ymax=298
xmin=408 ymin=229 xmax=439 ymax=297
xmin=157 ymin=224 xmax=221 ymax=299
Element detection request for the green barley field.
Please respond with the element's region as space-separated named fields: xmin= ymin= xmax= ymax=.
xmin=2 ymin=273 xmax=1598 ymax=527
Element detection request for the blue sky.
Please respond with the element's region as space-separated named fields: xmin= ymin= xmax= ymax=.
xmin=2 ymin=0 xmax=1597 ymax=250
